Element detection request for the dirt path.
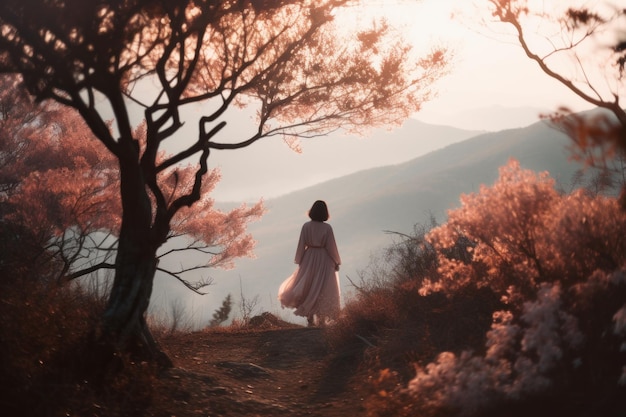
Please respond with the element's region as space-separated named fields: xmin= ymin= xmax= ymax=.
xmin=152 ymin=326 xmax=370 ymax=417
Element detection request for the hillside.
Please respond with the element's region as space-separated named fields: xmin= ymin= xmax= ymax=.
xmin=209 ymin=117 xmax=482 ymax=201
xmin=151 ymin=118 xmax=584 ymax=326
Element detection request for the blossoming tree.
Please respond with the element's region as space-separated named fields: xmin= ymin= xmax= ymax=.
xmin=0 ymin=73 xmax=262 ymax=312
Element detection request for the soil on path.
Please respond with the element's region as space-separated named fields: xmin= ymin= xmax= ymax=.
xmin=151 ymin=321 xmax=372 ymax=417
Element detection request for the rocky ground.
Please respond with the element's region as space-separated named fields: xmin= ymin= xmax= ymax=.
xmin=151 ymin=317 xmax=372 ymax=417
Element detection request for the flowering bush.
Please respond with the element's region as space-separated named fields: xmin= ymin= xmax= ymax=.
xmin=422 ymin=160 xmax=626 ymax=300
xmin=360 ymin=159 xmax=626 ymax=417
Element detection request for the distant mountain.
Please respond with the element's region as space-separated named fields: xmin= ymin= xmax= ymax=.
xmin=209 ymin=118 xmax=482 ymax=201
xmin=416 ymin=105 xmax=550 ymax=132
xmin=151 ymin=118 xmax=586 ymax=326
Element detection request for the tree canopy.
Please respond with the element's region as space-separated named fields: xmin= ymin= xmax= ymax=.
xmin=0 ymin=74 xmax=262 ymax=290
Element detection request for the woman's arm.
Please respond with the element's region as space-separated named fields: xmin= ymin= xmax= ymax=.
xmin=294 ymin=223 xmax=307 ymax=264
xmin=326 ymin=225 xmax=341 ymax=268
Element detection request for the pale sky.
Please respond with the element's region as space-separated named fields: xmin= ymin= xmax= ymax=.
xmin=365 ymin=0 xmax=598 ymax=122
xmin=208 ymin=0 xmax=608 ymax=201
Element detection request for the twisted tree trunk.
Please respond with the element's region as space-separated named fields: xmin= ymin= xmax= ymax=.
xmin=97 ymin=147 xmax=172 ymax=367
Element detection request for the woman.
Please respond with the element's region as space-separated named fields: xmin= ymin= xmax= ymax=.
xmin=278 ymin=200 xmax=341 ymax=327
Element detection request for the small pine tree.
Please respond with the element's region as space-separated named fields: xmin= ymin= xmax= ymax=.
xmin=209 ymin=294 xmax=232 ymax=327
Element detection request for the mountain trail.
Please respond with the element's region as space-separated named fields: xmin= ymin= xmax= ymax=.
xmin=153 ymin=320 xmax=370 ymax=417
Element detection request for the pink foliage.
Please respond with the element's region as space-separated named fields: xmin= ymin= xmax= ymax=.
xmin=1 ymin=76 xmax=264 ymax=280
xmin=546 ymin=190 xmax=626 ymax=278
xmin=406 ymin=282 xmax=588 ymax=413
xmin=1 ymin=80 xmax=121 ymax=243
xmin=403 ymin=159 xmax=626 ymax=414
xmin=422 ymin=159 xmax=626 ymax=300
xmin=423 ymin=159 xmax=559 ymax=296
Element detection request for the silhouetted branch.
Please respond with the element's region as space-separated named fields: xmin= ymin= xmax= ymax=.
xmin=156 ymin=267 xmax=213 ymax=295
xmin=67 ymin=262 xmax=116 ymax=280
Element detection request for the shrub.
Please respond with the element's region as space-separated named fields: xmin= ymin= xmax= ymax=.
xmin=0 ymin=257 xmax=162 ymax=417
xmin=343 ymin=161 xmax=626 ymax=416
xmin=331 ymin=219 xmax=500 ymax=378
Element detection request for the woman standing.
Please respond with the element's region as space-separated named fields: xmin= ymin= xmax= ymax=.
xmin=278 ymin=200 xmax=341 ymax=327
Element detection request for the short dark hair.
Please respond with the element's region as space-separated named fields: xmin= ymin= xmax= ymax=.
xmin=308 ymin=200 xmax=329 ymax=222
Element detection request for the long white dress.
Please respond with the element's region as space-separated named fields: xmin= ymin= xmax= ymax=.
xmin=278 ymin=220 xmax=341 ymax=320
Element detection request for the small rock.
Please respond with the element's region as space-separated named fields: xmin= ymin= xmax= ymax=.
xmin=216 ymin=361 xmax=272 ymax=378
xmin=207 ymin=386 xmax=228 ymax=395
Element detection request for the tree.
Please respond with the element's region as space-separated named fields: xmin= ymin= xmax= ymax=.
xmin=0 ymin=73 xmax=263 ymax=358
xmin=0 ymin=0 xmax=449 ymax=362
xmin=484 ymin=0 xmax=626 ymax=206
xmin=0 ymin=74 xmax=121 ymax=284
xmin=209 ymin=293 xmax=232 ymax=327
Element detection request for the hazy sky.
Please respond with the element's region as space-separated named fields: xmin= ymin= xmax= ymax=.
xmin=207 ymin=0 xmax=607 ymax=201
xmin=370 ymin=0 xmax=598 ymax=122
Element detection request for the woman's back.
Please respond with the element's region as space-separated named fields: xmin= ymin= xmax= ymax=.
xmin=296 ymin=221 xmax=340 ymax=266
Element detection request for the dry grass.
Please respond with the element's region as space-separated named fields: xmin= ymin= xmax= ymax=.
xmin=328 ymin=284 xmax=501 ymax=381
xmin=0 ymin=277 xmax=163 ymax=417
xmin=0 ymin=274 xmax=303 ymax=417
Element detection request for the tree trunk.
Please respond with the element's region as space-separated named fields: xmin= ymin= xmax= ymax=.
xmin=100 ymin=246 xmax=168 ymax=363
xmin=96 ymin=149 xmax=172 ymax=368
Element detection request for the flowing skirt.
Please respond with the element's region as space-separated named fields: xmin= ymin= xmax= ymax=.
xmin=278 ymin=248 xmax=340 ymax=319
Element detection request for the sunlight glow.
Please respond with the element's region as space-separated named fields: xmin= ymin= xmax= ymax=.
xmin=335 ymin=0 xmax=468 ymax=54
xmin=335 ymin=0 xmax=622 ymax=127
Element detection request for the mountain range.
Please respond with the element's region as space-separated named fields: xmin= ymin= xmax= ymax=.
xmin=151 ymin=116 xmax=586 ymax=327
xmin=208 ymin=117 xmax=482 ymax=201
